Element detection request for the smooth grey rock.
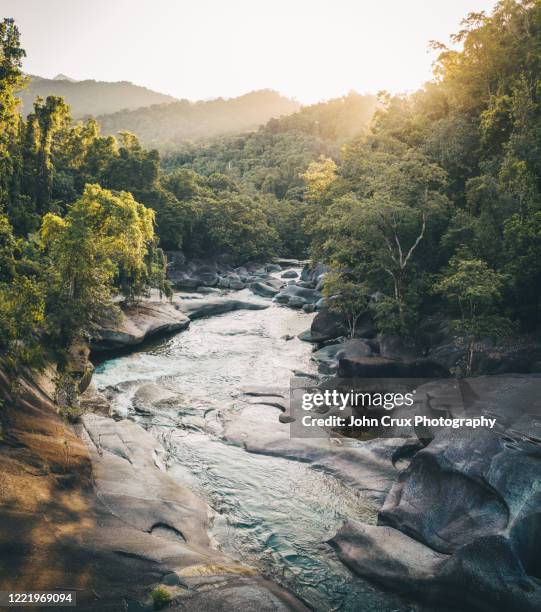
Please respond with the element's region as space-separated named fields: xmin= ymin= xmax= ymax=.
xmin=378 ymin=334 xmax=416 ymax=360
xmin=281 ymin=270 xmax=299 ymax=279
xmin=310 ymin=306 xmax=347 ymax=342
xmin=174 ymin=277 xmax=200 ymax=290
xmin=300 ymin=262 xmax=329 ymax=283
xmin=274 ymin=285 xmax=321 ymax=306
xmin=224 ymin=406 xmax=418 ymax=503
xmin=315 ymin=274 xmax=327 ymax=291
xmin=79 ymin=383 xmax=111 ymax=416
xmin=198 ymin=272 xmax=219 ymax=287
xmin=265 ymin=263 xmax=282 ymax=272
xmin=312 ymin=339 xmax=373 ymax=372
xmin=177 ymin=298 xmax=269 ymax=320
xmin=297 ymin=329 xmax=319 ymax=343
xmin=331 ymin=375 xmax=541 ymax=612
xmin=229 ymin=280 xmax=246 ymax=290
xmin=250 ymin=281 xmax=279 ymax=297
xmin=287 ymin=296 xmax=306 ymax=308
xmin=91 ymin=301 xmax=190 ymax=351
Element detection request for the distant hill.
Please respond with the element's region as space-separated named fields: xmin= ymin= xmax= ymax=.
xmin=163 ymin=92 xmax=378 ymax=200
xmin=17 ymin=74 xmax=177 ymax=118
xmin=52 ymin=73 xmax=77 ymax=82
xmin=96 ymin=90 xmax=301 ymax=150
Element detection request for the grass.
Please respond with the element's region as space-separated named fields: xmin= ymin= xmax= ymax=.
xmin=151 ymin=586 xmax=172 ymax=610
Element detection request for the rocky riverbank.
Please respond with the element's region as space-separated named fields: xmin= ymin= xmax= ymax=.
xmin=0 ymin=303 xmax=311 ymax=609
xmin=329 ymin=375 xmax=541 ymax=612
xmin=4 ymin=258 xmax=540 ymax=611
xmin=284 ymin=280 xmax=541 ymax=611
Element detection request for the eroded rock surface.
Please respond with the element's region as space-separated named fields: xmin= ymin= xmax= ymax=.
xmin=0 ymin=367 xmax=309 ymax=611
xmin=330 ymin=375 xmax=541 ymax=611
xmin=91 ymin=300 xmax=190 ymax=351
xmin=176 ymin=296 xmax=269 ymax=319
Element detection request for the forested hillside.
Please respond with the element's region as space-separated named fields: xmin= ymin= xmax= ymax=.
xmin=164 ymin=0 xmax=541 ymax=359
xmin=16 ymin=74 xmax=177 ymax=117
xmin=302 ymin=0 xmax=541 ymax=356
xmin=96 ymin=90 xmax=301 ymax=149
xmin=163 ymin=92 xmax=378 ymax=199
xmin=0 ymin=18 xmax=298 ymax=368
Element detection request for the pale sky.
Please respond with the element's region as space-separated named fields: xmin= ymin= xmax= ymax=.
xmin=3 ymin=0 xmax=497 ymax=103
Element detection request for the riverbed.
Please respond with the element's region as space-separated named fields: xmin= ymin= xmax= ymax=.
xmin=93 ymin=287 xmax=410 ymax=611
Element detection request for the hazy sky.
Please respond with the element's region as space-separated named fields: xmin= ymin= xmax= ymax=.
xmin=4 ymin=0 xmax=497 ymax=103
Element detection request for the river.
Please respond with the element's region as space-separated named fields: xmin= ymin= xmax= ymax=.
xmin=93 ymin=286 xmax=411 ymax=611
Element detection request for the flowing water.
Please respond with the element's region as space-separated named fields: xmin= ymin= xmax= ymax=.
xmin=93 ymin=287 xmax=410 ymax=611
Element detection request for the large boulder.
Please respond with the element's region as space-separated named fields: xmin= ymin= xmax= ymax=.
xmin=300 ymin=262 xmax=329 ymax=284
xmin=274 ymin=285 xmax=321 ymax=307
xmin=377 ymin=334 xmax=416 ymax=360
xmin=281 ymin=270 xmax=299 ymax=279
xmin=177 ymin=297 xmax=269 ymax=320
xmin=309 ymin=306 xmax=347 ymax=342
xmin=312 ymin=339 xmax=374 ymax=372
xmin=229 ymin=279 xmax=246 ymax=290
xmin=198 ymin=272 xmax=219 ymax=287
xmin=173 ymin=275 xmax=201 ymax=290
xmin=287 ymin=296 xmax=306 ymax=308
xmin=91 ymin=301 xmax=190 ymax=352
xmin=330 ymin=374 xmax=541 ymax=611
xmin=250 ymin=281 xmax=280 ymax=298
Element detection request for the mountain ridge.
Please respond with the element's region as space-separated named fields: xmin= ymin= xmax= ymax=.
xmin=17 ymin=74 xmax=177 ymax=117
xmin=96 ymin=89 xmax=301 ymax=149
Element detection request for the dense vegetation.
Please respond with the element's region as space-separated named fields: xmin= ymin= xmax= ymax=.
xmin=165 ymin=0 xmax=541 ymax=350
xmin=17 ymin=74 xmax=176 ymax=118
xmin=306 ymin=0 xmax=541 ymax=350
xmin=96 ymin=90 xmax=301 ymax=150
xmin=0 ymin=19 xmax=171 ymax=367
xmin=161 ymin=93 xmax=378 ymax=256
xmin=163 ymin=92 xmax=377 ymax=198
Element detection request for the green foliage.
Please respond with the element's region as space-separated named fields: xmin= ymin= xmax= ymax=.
xmin=40 ymin=184 xmax=166 ymax=345
xmin=163 ymin=92 xmax=377 ymax=200
xmin=0 ymin=275 xmax=46 ymax=367
xmin=323 ymin=272 xmax=369 ymax=338
xmin=301 ymin=0 xmax=541 ymax=339
xmin=2 ymin=0 xmax=541 ymax=368
xmin=434 ymin=255 xmax=505 ymax=320
xmin=311 ymin=142 xmax=450 ymax=335
xmin=150 ymin=586 xmax=172 ymax=610
xmin=434 ymin=255 xmax=513 ymax=374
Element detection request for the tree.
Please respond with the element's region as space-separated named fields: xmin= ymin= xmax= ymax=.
xmin=40 ymin=184 xmax=168 ymax=345
xmin=312 ymin=144 xmax=449 ymax=334
xmin=434 ymin=255 xmax=512 ymax=375
xmin=0 ymin=18 xmax=25 ymax=212
xmin=23 ymin=96 xmax=71 ymax=213
xmin=323 ymin=272 xmax=369 ymax=338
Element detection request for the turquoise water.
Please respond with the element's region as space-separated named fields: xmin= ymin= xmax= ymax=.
xmin=94 ymin=291 xmax=411 ymax=611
